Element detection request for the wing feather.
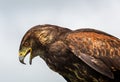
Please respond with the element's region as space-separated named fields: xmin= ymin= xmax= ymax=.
xmin=65 ymin=29 xmax=120 ymax=79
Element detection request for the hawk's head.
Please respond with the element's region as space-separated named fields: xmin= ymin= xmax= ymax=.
xmin=19 ymin=24 xmax=70 ymax=64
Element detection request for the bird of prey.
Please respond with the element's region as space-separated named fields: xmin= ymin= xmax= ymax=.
xmin=19 ymin=24 xmax=120 ymax=82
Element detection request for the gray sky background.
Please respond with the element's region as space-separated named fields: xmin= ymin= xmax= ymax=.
xmin=0 ymin=0 xmax=120 ymax=82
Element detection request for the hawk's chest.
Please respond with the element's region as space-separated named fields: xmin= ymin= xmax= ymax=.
xmin=44 ymin=51 xmax=80 ymax=73
xmin=45 ymin=54 xmax=69 ymax=71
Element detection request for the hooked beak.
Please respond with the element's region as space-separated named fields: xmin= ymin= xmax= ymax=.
xmin=19 ymin=48 xmax=32 ymax=65
xmin=19 ymin=56 xmax=26 ymax=64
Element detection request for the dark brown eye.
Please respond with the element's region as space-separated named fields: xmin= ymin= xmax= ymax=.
xmin=24 ymin=42 xmax=30 ymax=47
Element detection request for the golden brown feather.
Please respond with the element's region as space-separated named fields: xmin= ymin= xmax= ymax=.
xmin=19 ymin=24 xmax=120 ymax=82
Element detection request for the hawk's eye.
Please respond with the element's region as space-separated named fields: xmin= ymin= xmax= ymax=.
xmin=24 ymin=42 xmax=30 ymax=47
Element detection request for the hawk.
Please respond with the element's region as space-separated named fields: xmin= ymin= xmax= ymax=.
xmin=19 ymin=24 xmax=120 ymax=82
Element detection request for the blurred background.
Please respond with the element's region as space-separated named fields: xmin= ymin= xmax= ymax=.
xmin=0 ymin=0 xmax=120 ymax=82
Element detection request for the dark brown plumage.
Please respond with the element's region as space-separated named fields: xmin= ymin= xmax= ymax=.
xmin=19 ymin=24 xmax=120 ymax=82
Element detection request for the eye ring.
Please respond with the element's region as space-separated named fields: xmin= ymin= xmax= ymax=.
xmin=24 ymin=42 xmax=30 ymax=47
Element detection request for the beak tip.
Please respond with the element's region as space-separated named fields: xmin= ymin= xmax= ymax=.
xmin=29 ymin=60 xmax=32 ymax=65
xmin=19 ymin=60 xmax=26 ymax=65
xmin=19 ymin=56 xmax=26 ymax=65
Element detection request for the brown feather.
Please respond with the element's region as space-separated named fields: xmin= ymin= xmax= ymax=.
xmin=66 ymin=29 xmax=120 ymax=78
xmin=19 ymin=25 xmax=120 ymax=82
